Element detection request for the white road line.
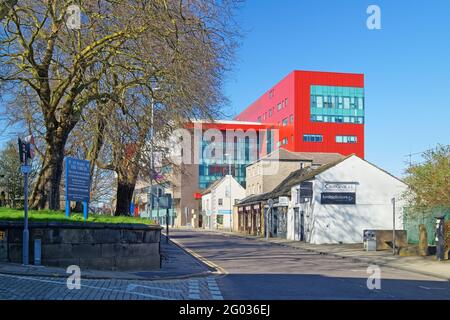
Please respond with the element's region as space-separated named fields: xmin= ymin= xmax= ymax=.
xmin=0 ymin=273 xmax=174 ymax=300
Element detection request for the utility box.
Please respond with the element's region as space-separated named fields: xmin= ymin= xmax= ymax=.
xmin=0 ymin=229 xmax=7 ymax=262
xmin=363 ymin=230 xmax=377 ymax=251
xmin=363 ymin=229 xmax=407 ymax=251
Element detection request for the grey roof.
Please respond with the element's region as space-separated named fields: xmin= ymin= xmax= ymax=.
xmin=290 ymin=152 xmax=345 ymax=165
xmin=257 ymin=148 xmax=313 ymax=162
xmin=248 ymin=149 xmax=344 ymax=168
xmin=238 ymin=155 xmax=352 ymax=206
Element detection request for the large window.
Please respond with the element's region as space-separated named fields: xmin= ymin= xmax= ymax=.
xmin=282 ymin=118 xmax=288 ymax=126
xmin=303 ymin=134 xmax=323 ymax=142
xmin=310 ymin=85 xmax=365 ymax=124
xmin=336 ymin=135 xmax=357 ymax=143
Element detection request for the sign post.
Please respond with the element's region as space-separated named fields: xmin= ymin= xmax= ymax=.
xmin=267 ymin=199 xmax=274 ymax=240
xmin=158 ymin=193 xmax=172 ymax=243
xmin=18 ymin=136 xmax=34 ymax=265
xmin=65 ymin=157 xmax=91 ymax=221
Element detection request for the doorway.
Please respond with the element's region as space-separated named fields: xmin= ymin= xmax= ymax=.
xmin=294 ymin=208 xmax=305 ymax=241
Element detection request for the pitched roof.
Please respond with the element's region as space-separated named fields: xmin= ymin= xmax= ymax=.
xmin=201 ymin=176 xmax=226 ymax=195
xmin=256 ymin=148 xmax=313 ymax=162
xmin=238 ymin=155 xmax=352 ymax=205
xmin=289 ymin=152 xmax=345 ymax=165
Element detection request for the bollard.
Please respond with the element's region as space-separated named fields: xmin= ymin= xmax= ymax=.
xmin=34 ymin=239 xmax=41 ymax=266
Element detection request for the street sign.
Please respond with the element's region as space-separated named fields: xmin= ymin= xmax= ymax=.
xmin=158 ymin=193 xmax=172 ymax=209
xmin=65 ymin=157 xmax=91 ymax=220
xmin=65 ymin=157 xmax=91 ymax=203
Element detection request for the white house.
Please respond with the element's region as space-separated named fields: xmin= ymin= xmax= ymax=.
xmin=285 ymin=155 xmax=408 ymax=244
xmin=201 ymin=175 xmax=246 ymax=229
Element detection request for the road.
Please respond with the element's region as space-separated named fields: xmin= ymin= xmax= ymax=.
xmin=169 ymin=229 xmax=450 ymax=300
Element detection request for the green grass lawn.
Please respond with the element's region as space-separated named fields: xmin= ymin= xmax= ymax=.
xmin=0 ymin=207 xmax=156 ymax=225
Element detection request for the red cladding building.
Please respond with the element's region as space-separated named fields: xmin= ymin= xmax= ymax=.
xmin=235 ymin=70 xmax=365 ymax=158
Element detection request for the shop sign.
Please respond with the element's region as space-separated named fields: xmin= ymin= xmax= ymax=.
xmin=323 ymin=182 xmax=356 ymax=193
xmin=321 ymin=192 xmax=356 ymax=205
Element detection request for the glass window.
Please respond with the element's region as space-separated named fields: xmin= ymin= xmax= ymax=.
xmin=282 ymin=137 xmax=288 ymax=145
xmin=285 ymin=98 xmax=288 ymax=106
xmin=303 ymin=134 xmax=323 ymax=142
xmin=317 ymin=96 xmax=323 ymax=108
xmin=336 ymin=135 xmax=357 ymax=143
xmin=218 ymin=198 xmax=223 ymax=206
xmin=269 ymin=109 xmax=272 ymax=117
xmin=282 ymin=118 xmax=288 ymax=126
xmin=290 ymin=114 xmax=294 ymax=123
xmin=257 ymin=116 xmax=261 ymax=123
xmin=343 ymin=97 xmax=350 ymax=109
xmin=277 ymin=103 xmax=282 ymax=110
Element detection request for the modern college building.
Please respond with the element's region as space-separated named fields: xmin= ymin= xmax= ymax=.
xmin=134 ymin=70 xmax=366 ymax=228
xmin=235 ymin=70 xmax=365 ymax=158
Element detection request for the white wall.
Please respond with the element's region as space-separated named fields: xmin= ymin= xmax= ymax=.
xmin=288 ymin=156 xmax=407 ymax=244
xmin=202 ymin=176 xmax=246 ymax=229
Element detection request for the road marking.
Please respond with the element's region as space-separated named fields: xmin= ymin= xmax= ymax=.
xmin=168 ymin=235 xmax=228 ymax=276
xmin=0 ymin=273 xmax=175 ymax=300
xmin=419 ymin=286 xmax=447 ymax=290
xmin=126 ymin=283 xmax=182 ymax=293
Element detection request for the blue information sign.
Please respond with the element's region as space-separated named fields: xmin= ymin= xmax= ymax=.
xmin=66 ymin=157 xmax=91 ymax=202
xmin=65 ymin=157 xmax=91 ymax=219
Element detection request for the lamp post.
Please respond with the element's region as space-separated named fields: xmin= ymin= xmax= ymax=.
xmin=391 ymin=197 xmax=396 ymax=255
xmin=224 ymin=153 xmax=233 ymax=231
xmin=147 ymin=77 xmax=159 ymax=220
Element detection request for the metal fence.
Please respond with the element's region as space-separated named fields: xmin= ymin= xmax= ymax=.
xmin=403 ymin=207 xmax=450 ymax=245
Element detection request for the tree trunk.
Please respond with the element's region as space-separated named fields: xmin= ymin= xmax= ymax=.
xmin=115 ymin=179 xmax=135 ymax=216
xmin=30 ymin=128 xmax=69 ymax=210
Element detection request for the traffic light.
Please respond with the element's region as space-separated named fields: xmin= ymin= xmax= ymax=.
xmin=17 ymin=135 xmax=35 ymax=164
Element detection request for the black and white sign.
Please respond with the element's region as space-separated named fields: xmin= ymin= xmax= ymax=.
xmin=323 ymin=182 xmax=356 ymax=193
xmin=321 ymin=192 xmax=356 ymax=205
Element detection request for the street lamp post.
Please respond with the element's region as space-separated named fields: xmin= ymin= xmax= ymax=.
xmin=224 ymin=153 xmax=233 ymax=231
xmin=147 ymin=78 xmax=159 ymax=220
xmin=392 ymin=197 xmax=396 ymax=255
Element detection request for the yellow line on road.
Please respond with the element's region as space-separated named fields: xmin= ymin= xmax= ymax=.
xmin=166 ymin=234 xmax=228 ymax=278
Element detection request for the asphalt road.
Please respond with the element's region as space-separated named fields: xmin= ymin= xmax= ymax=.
xmin=170 ymin=229 xmax=450 ymax=300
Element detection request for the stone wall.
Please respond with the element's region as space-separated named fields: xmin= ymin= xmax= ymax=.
xmin=0 ymin=221 xmax=162 ymax=271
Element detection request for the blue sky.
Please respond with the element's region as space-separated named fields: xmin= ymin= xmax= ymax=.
xmin=223 ymin=0 xmax=450 ymax=177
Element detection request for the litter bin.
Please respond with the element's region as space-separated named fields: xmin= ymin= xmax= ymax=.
xmin=363 ymin=230 xmax=377 ymax=251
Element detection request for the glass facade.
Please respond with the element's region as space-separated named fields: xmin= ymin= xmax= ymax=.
xmin=199 ymin=133 xmax=258 ymax=189
xmin=310 ymin=85 xmax=365 ymax=124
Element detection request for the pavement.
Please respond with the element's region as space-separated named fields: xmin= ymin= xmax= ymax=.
xmin=0 ymin=235 xmax=216 ymax=280
xmin=181 ymin=227 xmax=450 ymax=281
